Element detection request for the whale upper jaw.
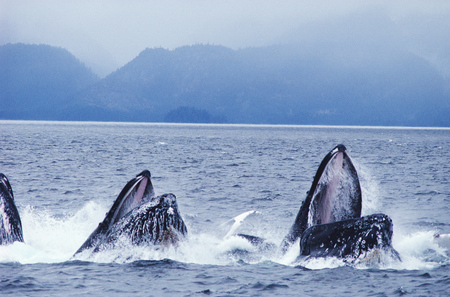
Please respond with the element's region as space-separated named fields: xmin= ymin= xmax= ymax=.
xmin=0 ymin=174 xmax=14 ymax=198
xmin=0 ymin=173 xmax=24 ymax=245
xmin=109 ymin=170 xmax=155 ymax=226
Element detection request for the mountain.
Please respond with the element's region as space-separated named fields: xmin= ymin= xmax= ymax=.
xmin=1 ymin=43 xmax=449 ymax=126
xmin=70 ymin=45 xmax=238 ymax=122
xmin=0 ymin=43 xmax=99 ymax=120
xmin=72 ymin=44 xmax=449 ymax=126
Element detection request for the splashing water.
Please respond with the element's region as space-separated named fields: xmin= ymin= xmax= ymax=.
xmin=354 ymin=161 xmax=381 ymax=216
xmin=0 ymin=202 xmax=107 ymax=264
xmin=1 ymin=203 xmax=448 ymax=270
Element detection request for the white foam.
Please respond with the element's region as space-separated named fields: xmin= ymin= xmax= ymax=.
xmin=391 ymin=230 xmax=449 ymax=269
xmin=0 ymin=202 xmax=107 ymax=264
xmin=296 ymin=256 xmax=346 ymax=269
xmin=1 ymin=203 xmax=448 ymax=269
xmin=354 ymin=162 xmax=381 ymax=215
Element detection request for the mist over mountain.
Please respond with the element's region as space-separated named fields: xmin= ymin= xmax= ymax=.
xmin=73 ymin=44 xmax=449 ymax=126
xmin=0 ymin=43 xmax=99 ymax=120
xmin=1 ymin=43 xmax=449 ymax=126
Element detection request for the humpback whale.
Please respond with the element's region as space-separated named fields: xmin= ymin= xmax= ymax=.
xmin=235 ymin=145 xmax=398 ymax=262
xmin=74 ymin=170 xmax=187 ymax=255
xmin=0 ymin=173 xmax=24 ymax=245
xmin=280 ymin=144 xmax=399 ymax=260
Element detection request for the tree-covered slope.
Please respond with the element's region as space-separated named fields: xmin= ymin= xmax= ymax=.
xmin=0 ymin=43 xmax=99 ymax=120
xmin=74 ymin=44 xmax=449 ymax=126
xmin=1 ymin=43 xmax=448 ymax=126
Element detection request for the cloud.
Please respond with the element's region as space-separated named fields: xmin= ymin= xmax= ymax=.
xmin=1 ymin=0 xmax=449 ymax=77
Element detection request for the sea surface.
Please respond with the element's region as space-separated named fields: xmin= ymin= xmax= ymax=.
xmin=0 ymin=121 xmax=449 ymax=296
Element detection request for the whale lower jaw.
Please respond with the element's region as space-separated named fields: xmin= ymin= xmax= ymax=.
xmin=105 ymin=193 xmax=187 ymax=248
xmin=300 ymin=213 xmax=399 ymax=260
xmin=0 ymin=173 xmax=24 ymax=245
xmin=76 ymin=193 xmax=187 ymax=255
xmin=0 ymin=221 xmax=24 ymax=245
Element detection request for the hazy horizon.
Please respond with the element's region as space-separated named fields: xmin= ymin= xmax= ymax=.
xmin=2 ymin=0 xmax=450 ymax=78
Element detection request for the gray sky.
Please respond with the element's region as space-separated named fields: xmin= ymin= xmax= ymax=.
xmin=1 ymin=0 xmax=449 ymax=77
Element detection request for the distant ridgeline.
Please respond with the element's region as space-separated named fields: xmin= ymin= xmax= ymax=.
xmin=1 ymin=43 xmax=449 ymax=126
xmin=0 ymin=43 xmax=99 ymax=120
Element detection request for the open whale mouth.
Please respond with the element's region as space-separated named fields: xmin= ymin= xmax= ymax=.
xmin=280 ymin=144 xmax=363 ymax=253
xmin=279 ymin=145 xmax=398 ymax=260
xmin=109 ymin=170 xmax=155 ymax=226
xmin=74 ymin=171 xmax=187 ymax=255
xmin=307 ymin=144 xmax=362 ymax=228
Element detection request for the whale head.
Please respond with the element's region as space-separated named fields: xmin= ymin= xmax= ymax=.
xmin=298 ymin=146 xmax=399 ymax=260
xmin=281 ymin=145 xmax=398 ymax=260
xmin=74 ymin=170 xmax=187 ymax=255
xmin=0 ymin=173 xmax=24 ymax=245
xmin=281 ymin=144 xmax=362 ymax=252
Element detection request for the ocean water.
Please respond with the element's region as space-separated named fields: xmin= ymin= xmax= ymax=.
xmin=0 ymin=121 xmax=449 ymax=296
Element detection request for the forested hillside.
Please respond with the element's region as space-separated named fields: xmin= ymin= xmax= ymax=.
xmin=0 ymin=43 xmax=99 ymax=120
xmin=1 ymin=43 xmax=449 ymax=126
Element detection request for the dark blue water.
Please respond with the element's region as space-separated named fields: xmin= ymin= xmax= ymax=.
xmin=0 ymin=121 xmax=449 ymax=296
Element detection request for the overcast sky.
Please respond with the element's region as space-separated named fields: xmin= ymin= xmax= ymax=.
xmin=1 ymin=0 xmax=449 ymax=77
